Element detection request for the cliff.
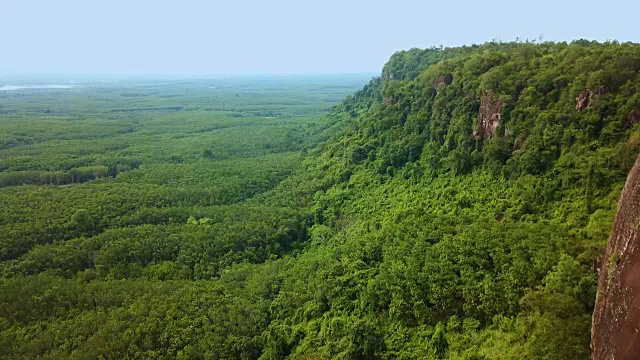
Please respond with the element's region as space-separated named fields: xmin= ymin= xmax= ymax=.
xmin=318 ymin=41 xmax=640 ymax=358
xmin=592 ymin=154 xmax=640 ymax=359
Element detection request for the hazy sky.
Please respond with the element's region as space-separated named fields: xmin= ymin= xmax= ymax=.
xmin=3 ymin=0 xmax=638 ymax=75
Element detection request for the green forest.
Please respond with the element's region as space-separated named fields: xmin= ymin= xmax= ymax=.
xmin=2 ymin=40 xmax=640 ymax=359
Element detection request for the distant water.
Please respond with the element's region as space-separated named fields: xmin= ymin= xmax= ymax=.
xmin=0 ymin=85 xmax=75 ymax=91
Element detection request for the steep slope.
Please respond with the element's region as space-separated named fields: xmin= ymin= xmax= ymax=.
xmin=2 ymin=41 xmax=640 ymax=359
xmin=258 ymin=40 xmax=640 ymax=359
xmin=592 ymin=153 xmax=640 ymax=360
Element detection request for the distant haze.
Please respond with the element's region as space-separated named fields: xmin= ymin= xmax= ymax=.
xmin=3 ymin=0 xmax=639 ymax=75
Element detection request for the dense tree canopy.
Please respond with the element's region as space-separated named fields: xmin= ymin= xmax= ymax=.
xmin=1 ymin=42 xmax=640 ymax=359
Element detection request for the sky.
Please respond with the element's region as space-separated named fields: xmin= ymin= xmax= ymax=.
xmin=2 ymin=0 xmax=639 ymax=75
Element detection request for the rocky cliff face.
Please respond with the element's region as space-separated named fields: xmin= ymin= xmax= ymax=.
xmin=576 ymin=90 xmax=591 ymax=111
xmin=576 ymin=87 xmax=608 ymax=111
xmin=433 ymin=75 xmax=452 ymax=90
xmin=591 ymin=154 xmax=640 ymax=360
xmin=474 ymin=93 xmax=503 ymax=140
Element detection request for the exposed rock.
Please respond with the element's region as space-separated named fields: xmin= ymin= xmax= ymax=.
xmin=628 ymin=109 xmax=640 ymax=127
xmin=383 ymin=96 xmax=395 ymax=106
xmin=591 ymin=153 xmax=640 ymax=360
xmin=474 ymin=93 xmax=503 ymax=140
xmin=433 ymin=75 xmax=452 ymax=90
xmin=576 ymin=87 xmax=608 ymax=111
xmin=576 ymin=90 xmax=591 ymax=111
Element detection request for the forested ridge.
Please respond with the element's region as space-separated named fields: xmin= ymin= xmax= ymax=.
xmin=1 ymin=41 xmax=640 ymax=359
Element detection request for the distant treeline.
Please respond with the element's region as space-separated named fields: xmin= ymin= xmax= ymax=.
xmin=0 ymin=160 xmax=141 ymax=186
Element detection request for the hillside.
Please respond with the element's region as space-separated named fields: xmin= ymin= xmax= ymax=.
xmin=2 ymin=41 xmax=640 ymax=359
xmin=256 ymin=40 xmax=640 ymax=359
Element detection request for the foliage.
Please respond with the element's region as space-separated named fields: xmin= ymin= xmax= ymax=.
xmin=2 ymin=41 xmax=640 ymax=359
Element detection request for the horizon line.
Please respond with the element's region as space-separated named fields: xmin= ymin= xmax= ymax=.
xmin=0 ymin=71 xmax=379 ymax=78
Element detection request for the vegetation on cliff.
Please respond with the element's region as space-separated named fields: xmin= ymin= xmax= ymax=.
xmin=2 ymin=41 xmax=640 ymax=359
xmin=267 ymin=39 xmax=640 ymax=359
